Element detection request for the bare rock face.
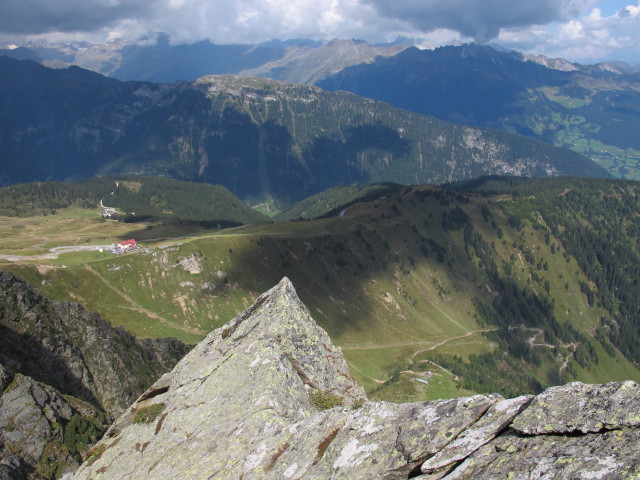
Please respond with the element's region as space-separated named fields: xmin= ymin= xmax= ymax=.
xmin=68 ymin=278 xmax=640 ymax=480
xmin=0 ymin=271 xmax=190 ymax=417
xmin=511 ymin=381 xmax=640 ymax=434
xmin=1 ymin=375 xmax=74 ymax=466
xmin=0 ymin=271 xmax=190 ymax=479
xmin=0 ymin=374 xmax=106 ymax=479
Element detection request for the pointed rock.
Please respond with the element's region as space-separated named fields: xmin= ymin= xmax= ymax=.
xmin=70 ymin=277 xmax=368 ymax=479
xmin=66 ymin=279 xmax=640 ymax=480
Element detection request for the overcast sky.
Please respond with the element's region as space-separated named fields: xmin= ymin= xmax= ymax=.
xmin=0 ymin=0 xmax=639 ymax=64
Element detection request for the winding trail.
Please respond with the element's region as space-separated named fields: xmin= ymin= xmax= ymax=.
xmin=557 ymin=352 xmax=575 ymax=384
xmin=342 ymin=328 xmax=496 ymax=354
xmin=409 ymin=328 xmax=497 ymax=360
xmin=83 ymin=265 xmax=207 ymax=336
xmin=344 ymin=328 xmax=496 ymax=386
xmin=509 ymin=325 xmax=555 ymax=349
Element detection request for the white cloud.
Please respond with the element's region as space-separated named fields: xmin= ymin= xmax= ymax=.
xmin=0 ymin=0 xmax=638 ymax=63
xmin=362 ymin=0 xmax=596 ymax=43
xmin=496 ymin=1 xmax=640 ymax=63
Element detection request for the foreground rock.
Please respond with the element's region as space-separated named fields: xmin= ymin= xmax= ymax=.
xmin=0 ymin=374 xmax=104 ymax=479
xmin=0 ymin=271 xmax=190 ymax=479
xmin=68 ymin=277 xmax=640 ymax=480
xmin=0 ymin=271 xmax=190 ymax=417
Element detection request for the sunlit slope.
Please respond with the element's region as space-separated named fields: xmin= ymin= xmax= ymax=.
xmin=4 ymin=179 xmax=640 ymax=402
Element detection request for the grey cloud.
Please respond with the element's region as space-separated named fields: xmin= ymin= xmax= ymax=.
xmin=362 ymin=0 xmax=593 ymax=42
xmin=0 ymin=0 xmax=163 ymax=35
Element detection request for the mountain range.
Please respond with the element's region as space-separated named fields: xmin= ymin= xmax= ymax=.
xmin=2 ymin=34 xmax=640 ymax=479
xmin=0 ymin=56 xmax=607 ymax=206
xmin=0 ymin=36 xmax=409 ymax=83
xmin=317 ymin=43 xmax=640 ymax=180
xmin=4 ymin=37 xmax=637 ymax=180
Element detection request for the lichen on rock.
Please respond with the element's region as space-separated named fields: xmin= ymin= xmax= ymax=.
xmin=65 ymin=278 xmax=640 ymax=480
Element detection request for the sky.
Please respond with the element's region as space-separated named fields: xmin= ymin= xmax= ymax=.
xmin=0 ymin=0 xmax=639 ymax=64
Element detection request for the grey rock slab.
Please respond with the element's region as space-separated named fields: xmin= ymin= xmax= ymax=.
xmin=511 ymin=380 xmax=640 ymax=435
xmin=439 ymin=428 xmax=640 ymax=480
xmin=0 ymin=374 xmax=71 ymax=464
xmin=71 ymin=277 xmax=366 ymax=480
xmin=304 ymin=395 xmax=497 ymax=480
xmin=420 ymin=394 xmax=532 ymax=477
xmin=259 ymin=398 xmax=498 ymax=480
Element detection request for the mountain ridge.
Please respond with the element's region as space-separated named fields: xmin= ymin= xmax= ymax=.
xmin=318 ymin=43 xmax=640 ymax=179
xmin=4 ymin=37 xmax=639 ymax=82
xmin=0 ymin=56 xmax=608 ymax=206
xmin=1 ymin=36 xmax=410 ymax=83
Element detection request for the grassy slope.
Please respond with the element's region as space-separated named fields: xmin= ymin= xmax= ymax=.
xmin=2 ymin=183 xmax=639 ymax=403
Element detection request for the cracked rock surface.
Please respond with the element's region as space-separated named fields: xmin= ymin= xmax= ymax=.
xmin=67 ymin=277 xmax=640 ymax=480
xmin=0 ymin=271 xmax=190 ymax=480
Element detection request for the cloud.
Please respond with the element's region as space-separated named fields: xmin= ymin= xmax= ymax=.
xmin=0 ymin=0 xmax=391 ymax=45
xmin=1 ymin=0 xmax=593 ymax=44
xmin=132 ymin=0 xmax=408 ymax=45
xmin=0 ymin=0 xmax=638 ymax=63
xmin=361 ymin=0 xmax=595 ymax=43
xmin=496 ymin=2 xmax=640 ymax=63
xmin=0 ymin=0 xmax=165 ymax=35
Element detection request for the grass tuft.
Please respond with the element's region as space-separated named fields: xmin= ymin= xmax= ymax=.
xmin=309 ymin=390 xmax=343 ymax=411
xmin=133 ymin=403 xmax=166 ymax=424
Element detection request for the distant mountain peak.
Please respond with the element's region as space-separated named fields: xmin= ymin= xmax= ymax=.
xmin=520 ymin=52 xmax=579 ymax=72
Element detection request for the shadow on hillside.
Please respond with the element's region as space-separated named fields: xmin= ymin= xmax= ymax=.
xmin=0 ymin=324 xmax=101 ymax=407
xmin=192 ymin=186 xmax=463 ymax=342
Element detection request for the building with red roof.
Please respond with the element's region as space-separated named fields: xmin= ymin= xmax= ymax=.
xmin=116 ymin=239 xmax=137 ymax=252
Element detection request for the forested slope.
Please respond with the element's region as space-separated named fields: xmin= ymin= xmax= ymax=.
xmin=0 ymin=57 xmax=608 ymax=206
xmin=3 ymin=177 xmax=639 ymax=403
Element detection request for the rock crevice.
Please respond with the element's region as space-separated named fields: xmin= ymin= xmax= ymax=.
xmin=64 ymin=278 xmax=640 ymax=480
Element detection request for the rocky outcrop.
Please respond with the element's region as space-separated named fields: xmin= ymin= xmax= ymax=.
xmin=0 ymin=271 xmax=190 ymax=416
xmin=0 ymin=271 xmax=191 ymax=479
xmin=0 ymin=374 xmax=105 ymax=479
xmin=67 ymin=277 xmax=640 ymax=480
